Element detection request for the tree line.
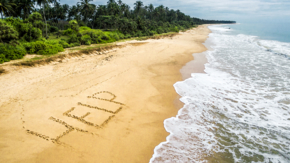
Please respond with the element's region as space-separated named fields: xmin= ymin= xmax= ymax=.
xmin=0 ymin=0 xmax=235 ymax=64
xmin=0 ymin=0 xmax=235 ymax=37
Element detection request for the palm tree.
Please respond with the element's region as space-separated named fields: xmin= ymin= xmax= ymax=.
xmin=34 ymin=0 xmax=55 ymax=38
xmin=157 ymin=5 xmax=165 ymax=21
xmin=14 ymin=0 xmax=34 ymax=19
xmin=78 ymin=0 xmax=93 ymax=25
xmin=134 ymin=1 xmax=143 ymax=16
xmin=148 ymin=4 xmax=154 ymax=20
xmin=153 ymin=8 xmax=160 ymax=21
xmin=54 ymin=3 xmax=69 ymax=30
xmin=107 ymin=0 xmax=115 ymax=4
xmin=84 ymin=3 xmax=96 ymax=27
xmin=0 ymin=0 xmax=15 ymax=19
xmin=106 ymin=0 xmax=119 ymax=16
xmin=60 ymin=4 xmax=69 ymax=20
xmin=117 ymin=0 xmax=122 ymax=6
xmin=68 ymin=5 xmax=79 ymax=21
xmin=96 ymin=5 xmax=107 ymax=23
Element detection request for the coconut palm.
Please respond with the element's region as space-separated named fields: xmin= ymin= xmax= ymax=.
xmin=78 ymin=0 xmax=94 ymax=25
xmin=0 ymin=0 xmax=15 ymax=19
xmin=34 ymin=0 xmax=55 ymax=38
xmin=107 ymin=0 xmax=115 ymax=4
xmin=14 ymin=0 xmax=35 ymax=19
xmin=148 ymin=4 xmax=154 ymax=20
xmin=117 ymin=0 xmax=122 ymax=6
xmin=134 ymin=1 xmax=143 ymax=16
xmin=68 ymin=5 xmax=79 ymax=21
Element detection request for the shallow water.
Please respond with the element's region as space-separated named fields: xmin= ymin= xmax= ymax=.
xmin=150 ymin=25 xmax=290 ymax=163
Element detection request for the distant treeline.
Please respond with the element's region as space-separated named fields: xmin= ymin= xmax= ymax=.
xmin=0 ymin=0 xmax=235 ymax=64
xmin=200 ymin=20 xmax=236 ymax=24
xmin=0 ymin=0 xmax=235 ymax=35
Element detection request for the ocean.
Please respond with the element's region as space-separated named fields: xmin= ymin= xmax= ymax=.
xmin=150 ymin=23 xmax=290 ymax=162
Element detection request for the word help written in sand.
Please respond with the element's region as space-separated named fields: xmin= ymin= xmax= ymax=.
xmin=26 ymin=91 xmax=124 ymax=144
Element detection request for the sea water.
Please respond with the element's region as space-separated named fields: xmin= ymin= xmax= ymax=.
xmin=150 ymin=24 xmax=290 ymax=162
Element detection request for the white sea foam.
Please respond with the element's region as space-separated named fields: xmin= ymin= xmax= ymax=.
xmin=150 ymin=25 xmax=290 ymax=163
xmin=258 ymin=40 xmax=290 ymax=58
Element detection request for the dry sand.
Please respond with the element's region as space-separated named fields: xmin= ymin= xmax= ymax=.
xmin=0 ymin=25 xmax=210 ymax=163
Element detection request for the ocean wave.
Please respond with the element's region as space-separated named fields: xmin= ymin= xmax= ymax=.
xmin=150 ymin=25 xmax=290 ymax=163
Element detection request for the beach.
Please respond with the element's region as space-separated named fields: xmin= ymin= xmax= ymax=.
xmin=0 ymin=25 xmax=210 ymax=163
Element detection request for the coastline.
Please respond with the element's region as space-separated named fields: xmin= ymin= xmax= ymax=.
xmin=0 ymin=25 xmax=211 ymax=163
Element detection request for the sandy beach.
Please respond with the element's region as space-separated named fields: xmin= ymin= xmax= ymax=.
xmin=0 ymin=25 xmax=210 ymax=163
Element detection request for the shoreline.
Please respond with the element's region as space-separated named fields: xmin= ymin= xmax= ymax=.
xmin=180 ymin=30 xmax=213 ymax=80
xmin=0 ymin=25 xmax=211 ymax=163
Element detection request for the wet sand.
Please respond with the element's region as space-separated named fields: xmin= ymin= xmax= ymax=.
xmin=0 ymin=25 xmax=210 ymax=163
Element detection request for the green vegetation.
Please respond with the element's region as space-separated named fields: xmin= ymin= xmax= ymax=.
xmin=0 ymin=0 xmax=235 ymax=64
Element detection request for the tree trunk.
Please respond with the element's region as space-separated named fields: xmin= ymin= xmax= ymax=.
xmin=1 ymin=12 xmax=3 ymax=20
xmin=43 ymin=4 xmax=48 ymax=38
xmin=25 ymin=8 xmax=27 ymax=19
xmin=30 ymin=24 xmax=32 ymax=41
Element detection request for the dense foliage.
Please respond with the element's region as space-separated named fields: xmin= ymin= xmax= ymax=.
xmin=0 ymin=20 xmax=19 ymax=44
xmin=0 ymin=0 xmax=235 ymax=64
xmin=0 ymin=44 xmax=26 ymax=63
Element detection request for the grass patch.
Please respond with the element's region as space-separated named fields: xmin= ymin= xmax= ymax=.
xmin=136 ymin=32 xmax=179 ymax=41
xmin=47 ymin=34 xmax=69 ymax=41
xmin=13 ymin=54 xmax=66 ymax=67
xmin=12 ymin=43 xmax=124 ymax=67
xmin=78 ymin=44 xmax=124 ymax=55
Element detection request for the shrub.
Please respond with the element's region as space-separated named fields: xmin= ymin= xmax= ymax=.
xmin=157 ymin=27 xmax=164 ymax=34
xmin=141 ymin=30 xmax=149 ymax=37
xmin=27 ymin=12 xmax=44 ymax=31
xmin=77 ymin=32 xmax=83 ymax=42
xmin=0 ymin=20 xmax=19 ymax=44
xmin=30 ymin=41 xmax=45 ymax=54
xmin=46 ymin=40 xmax=59 ymax=45
xmin=0 ymin=54 xmax=5 ymax=64
xmin=79 ymin=26 xmax=91 ymax=31
xmin=100 ymin=33 xmax=110 ymax=40
xmin=125 ymin=34 xmax=131 ymax=39
xmin=178 ymin=26 xmax=184 ymax=31
xmin=68 ymin=34 xmax=79 ymax=44
xmin=149 ymin=30 xmax=157 ymax=36
xmin=70 ymin=42 xmax=80 ymax=47
xmin=136 ymin=31 xmax=143 ymax=37
xmin=23 ymin=41 xmax=45 ymax=54
xmin=63 ymin=28 xmax=74 ymax=35
xmin=129 ymin=31 xmax=135 ymax=37
xmin=170 ymin=26 xmax=179 ymax=33
xmin=50 ymin=26 xmax=58 ymax=32
xmin=0 ymin=44 xmax=26 ymax=63
xmin=22 ymin=27 xmax=42 ymax=41
xmin=5 ymin=16 xmax=42 ymax=42
xmin=59 ymin=40 xmax=70 ymax=48
xmin=109 ymin=33 xmax=119 ymax=41
xmin=163 ymin=28 xmax=169 ymax=33
xmin=23 ymin=41 xmax=63 ymax=55
xmin=81 ymin=35 xmax=91 ymax=45
xmin=89 ymin=32 xmax=101 ymax=44
xmin=118 ymin=33 xmax=125 ymax=39
xmin=68 ymin=20 xmax=79 ymax=32
xmin=37 ymin=44 xmax=63 ymax=55
xmin=27 ymin=12 xmax=42 ymax=23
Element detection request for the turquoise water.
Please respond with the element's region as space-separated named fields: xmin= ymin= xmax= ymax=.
xmin=229 ymin=21 xmax=290 ymax=43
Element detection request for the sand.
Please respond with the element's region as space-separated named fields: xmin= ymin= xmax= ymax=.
xmin=0 ymin=25 xmax=210 ymax=163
